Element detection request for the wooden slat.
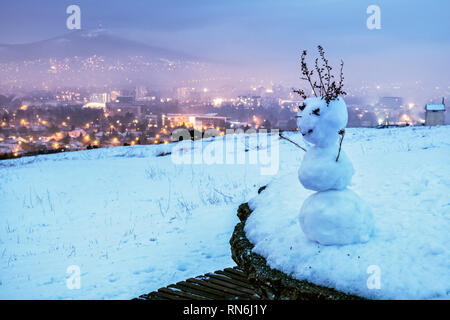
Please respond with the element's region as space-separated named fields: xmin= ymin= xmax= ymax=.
xmin=226 ymin=267 xmax=247 ymax=277
xmin=153 ymin=290 xmax=183 ymax=300
xmin=213 ymin=271 xmax=255 ymax=290
xmin=185 ymin=278 xmax=239 ymax=299
xmin=158 ymin=288 xmax=191 ymax=300
xmin=220 ymin=269 xmax=249 ymax=282
xmin=174 ymin=281 xmax=231 ymax=299
xmin=187 ymin=278 xmax=256 ymax=299
xmin=137 ymin=266 xmax=259 ymax=300
xmin=165 ymin=286 xmax=208 ymax=300
xmin=149 ymin=292 xmax=170 ymax=300
xmin=207 ymin=272 xmax=255 ymax=290
xmin=204 ymin=275 xmax=256 ymax=295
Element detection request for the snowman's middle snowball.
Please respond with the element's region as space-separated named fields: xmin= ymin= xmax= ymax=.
xmin=299 ymin=144 xmax=354 ymax=191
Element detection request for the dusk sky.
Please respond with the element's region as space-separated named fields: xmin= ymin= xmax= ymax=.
xmin=0 ymin=0 xmax=449 ymax=90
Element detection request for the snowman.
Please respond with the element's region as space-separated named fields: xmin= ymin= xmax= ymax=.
xmin=294 ymin=47 xmax=374 ymax=245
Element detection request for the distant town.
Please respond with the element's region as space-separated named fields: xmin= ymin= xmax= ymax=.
xmin=0 ymin=83 xmax=447 ymax=159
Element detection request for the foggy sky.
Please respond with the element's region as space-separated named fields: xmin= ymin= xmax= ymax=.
xmin=0 ymin=0 xmax=449 ymax=92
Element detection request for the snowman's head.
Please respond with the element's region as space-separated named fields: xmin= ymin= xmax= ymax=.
xmin=297 ymin=96 xmax=348 ymax=147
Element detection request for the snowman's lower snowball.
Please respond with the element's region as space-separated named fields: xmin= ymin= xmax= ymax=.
xmin=299 ymin=189 xmax=374 ymax=245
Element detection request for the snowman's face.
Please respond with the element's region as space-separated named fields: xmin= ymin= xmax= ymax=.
xmin=296 ymin=97 xmax=327 ymax=142
xmin=296 ymin=96 xmax=348 ymax=147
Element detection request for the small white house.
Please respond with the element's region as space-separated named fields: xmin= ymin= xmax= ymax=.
xmin=425 ymin=98 xmax=445 ymax=126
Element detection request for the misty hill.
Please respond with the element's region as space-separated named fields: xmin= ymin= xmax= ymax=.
xmin=0 ymin=29 xmax=214 ymax=89
xmin=0 ymin=29 xmax=194 ymax=63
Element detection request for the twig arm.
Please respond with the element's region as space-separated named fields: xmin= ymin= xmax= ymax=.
xmin=279 ymin=132 xmax=307 ymax=152
xmin=336 ymin=129 xmax=345 ymax=162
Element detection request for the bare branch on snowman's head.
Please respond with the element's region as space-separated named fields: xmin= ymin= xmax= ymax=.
xmin=293 ymin=46 xmax=347 ymax=104
xmin=297 ymin=50 xmax=318 ymax=99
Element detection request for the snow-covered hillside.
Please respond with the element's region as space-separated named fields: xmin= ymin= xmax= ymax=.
xmin=0 ymin=126 xmax=449 ymax=299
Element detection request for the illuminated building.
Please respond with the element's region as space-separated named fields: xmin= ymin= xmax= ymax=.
xmin=162 ymin=114 xmax=226 ymax=130
xmin=105 ymin=97 xmax=143 ymax=117
xmin=425 ymin=99 xmax=445 ymax=126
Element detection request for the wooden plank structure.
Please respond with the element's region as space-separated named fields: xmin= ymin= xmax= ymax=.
xmin=136 ymin=267 xmax=261 ymax=300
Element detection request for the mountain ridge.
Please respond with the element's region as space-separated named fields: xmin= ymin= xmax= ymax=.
xmin=0 ymin=29 xmax=196 ymax=62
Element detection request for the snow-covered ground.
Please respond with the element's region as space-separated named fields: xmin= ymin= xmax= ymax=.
xmin=0 ymin=126 xmax=449 ymax=299
xmin=246 ymin=126 xmax=450 ymax=300
xmin=0 ymin=135 xmax=273 ymax=299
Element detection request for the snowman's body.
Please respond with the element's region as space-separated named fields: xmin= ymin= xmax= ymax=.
xmin=297 ymin=96 xmax=374 ymax=245
xmin=299 ymin=144 xmax=354 ymax=192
